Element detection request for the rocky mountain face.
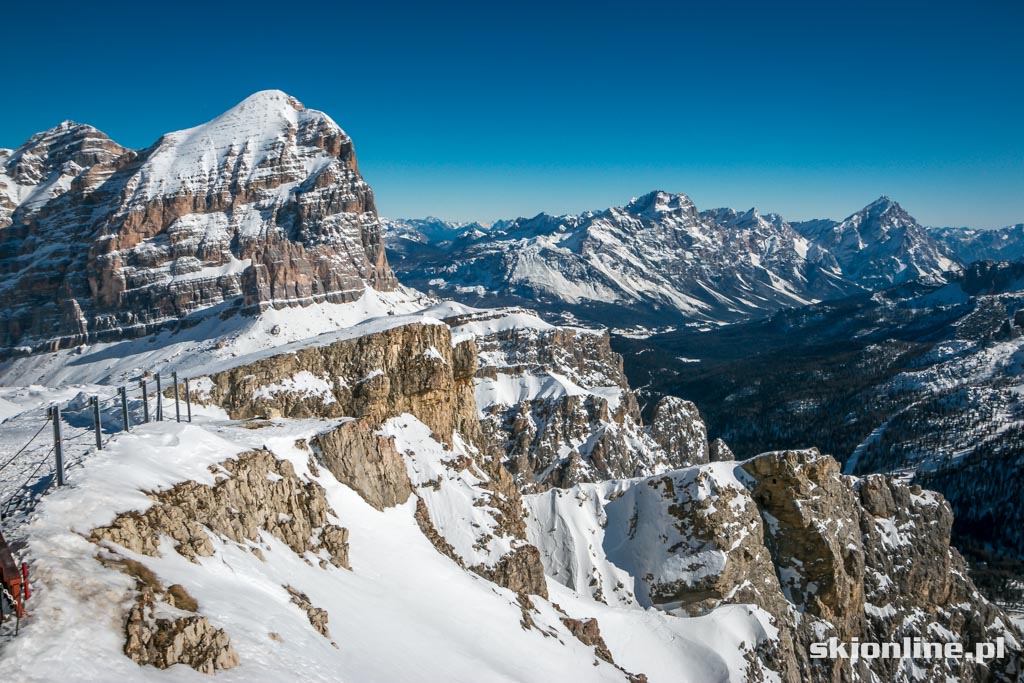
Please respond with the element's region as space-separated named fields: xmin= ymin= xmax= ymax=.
xmin=383 ymin=193 xmax=960 ymax=331
xmin=792 ymin=196 xmax=960 ymax=290
xmin=931 ymin=223 xmax=1024 ymax=264
xmin=165 ymin=304 xmax=1019 ymax=681
xmin=456 ymin=306 xmax=707 ymax=489
xmin=618 ymin=260 xmax=1024 ymax=605
xmin=0 ymin=90 xmax=395 ymax=354
xmin=528 ymin=448 xmax=1022 ymax=682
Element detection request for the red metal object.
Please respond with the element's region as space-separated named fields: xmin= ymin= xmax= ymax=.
xmin=21 ymin=562 xmax=30 ymax=601
xmin=0 ymin=528 xmax=25 ymax=618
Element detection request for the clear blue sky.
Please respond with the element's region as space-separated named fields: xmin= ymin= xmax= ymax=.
xmin=3 ymin=0 xmax=1022 ymax=227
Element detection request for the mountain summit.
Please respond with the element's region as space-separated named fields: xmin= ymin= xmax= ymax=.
xmin=0 ymin=91 xmax=396 ymax=353
xmin=792 ymin=196 xmax=958 ymax=289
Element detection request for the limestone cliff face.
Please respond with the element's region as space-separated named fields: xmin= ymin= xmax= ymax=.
xmin=451 ymin=306 xmax=706 ymax=488
xmin=194 ymin=317 xmax=548 ymax=598
xmin=528 ymin=449 xmax=1023 ymax=682
xmin=0 ymin=90 xmax=396 ymax=354
xmin=196 ymin=321 xmax=479 ymax=443
xmin=647 ymin=396 xmax=709 ymax=467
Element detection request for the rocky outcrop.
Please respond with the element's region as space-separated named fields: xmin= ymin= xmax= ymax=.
xmin=0 ymin=90 xmax=396 ymax=354
xmin=457 ymin=307 xmax=672 ymax=488
xmin=125 ymin=590 xmax=240 ymax=674
xmin=647 ymin=396 xmax=708 ymax=467
xmin=473 ymin=545 xmax=548 ymax=599
xmin=559 ymin=616 xmax=616 ymax=665
xmin=530 ymin=449 xmax=1023 ymax=682
xmin=285 ymin=585 xmax=332 ymax=639
xmin=92 ymin=448 xmax=349 ymax=672
xmin=742 ymin=451 xmax=866 ymax=642
xmin=708 ymin=437 xmax=733 ymax=461
xmin=857 ymin=474 xmax=1022 ymax=682
xmin=92 ymin=449 xmax=349 ymax=568
xmin=312 ymin=420 xmax=413 ymax=511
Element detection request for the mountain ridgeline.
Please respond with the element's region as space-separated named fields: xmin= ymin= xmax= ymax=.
xmin=384 ymin=193 xmax=971 ymax=331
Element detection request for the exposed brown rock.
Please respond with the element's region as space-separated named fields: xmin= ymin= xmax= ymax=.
xmin=285 ymin=585 xmax=331 ymax=639
xmin=312 ymin=419 xmax=412 ymax=511
xmin=472 ymin=545 xmax=548 ymax=599
xmin=708 ymin=437 xmax=734 ymax=462
xmin=198 ymin=322 xmax=481 ymax=445
xmin=559 ymin=616 xmax=616 ymax=664
xmin=124 ymin=590 xmax=239 ymax=674
xmin=742 ymin=449 xmax=866 ymax=641
xmin=91 ymin=449 xmax=349 ymax=568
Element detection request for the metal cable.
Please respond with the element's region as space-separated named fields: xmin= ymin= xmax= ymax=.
xmin=0 ymin=418 xmax=51 ymax=475
xmin=1 ymin=445 xmax=55 ymax=516
xmin=61 ymin=430 xmax=95 ymax=444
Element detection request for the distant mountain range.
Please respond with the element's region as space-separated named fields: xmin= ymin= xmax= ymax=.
xmin=611 ymin=259 xmax=1024 ymax=600
xmin=385 ymin=194 xmax=1022 ymax=332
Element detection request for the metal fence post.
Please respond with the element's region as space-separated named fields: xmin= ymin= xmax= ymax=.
xmin=172 ymin=371 xmax=181 ymax=423
xmin=49 ymin=406 xmax=64 ymax=487
xmin=140 ymin=379 xmax=149 ymax=424
xmin=91 ymin=396 xmax=102 ymax=450
xmin=155 ymin=375 xmax=163 ymax=421
xmin=119 ymin=386 xmax=130 ymax=433
xmin=184 ymin=377 xmax=192 ymax=423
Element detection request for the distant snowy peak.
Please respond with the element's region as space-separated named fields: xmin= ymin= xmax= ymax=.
xmin=384 ymin=192 xmax=867 ymax=329
xmin=623 ymin=190 xmax=699 ymax=220
xmin=792 ymin=196 xmax=960 ymax=289
xmin=931 ymin=223 xmax=1024 ymax=264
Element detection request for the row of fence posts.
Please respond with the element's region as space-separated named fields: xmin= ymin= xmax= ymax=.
xmin=44 ymin=373 xmax=192 ymax=489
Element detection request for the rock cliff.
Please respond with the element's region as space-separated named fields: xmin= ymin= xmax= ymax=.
xmin=0 ymin=90 xmax=395 ymax=354
xmin=527 ymin=449 xmax=1023 ymax=682
xmin=192 ymin=313 xmax=549 ymax=599
xmin=446 ymin=306 xmax=706 ymax=488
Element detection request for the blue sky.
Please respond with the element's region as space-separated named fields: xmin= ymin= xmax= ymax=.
xmin=3 ymin=0 xmax=1021 ymax=227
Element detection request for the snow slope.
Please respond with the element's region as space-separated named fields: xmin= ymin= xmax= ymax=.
xmin=0 ymin=401 xmax=766 ymax=682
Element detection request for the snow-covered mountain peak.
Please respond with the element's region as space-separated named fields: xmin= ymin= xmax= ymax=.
xmin=853 ymin=195 xmax=912 ymax=225
xmin=789 ymin=197 xmax=959 ymax=289
xmin=5 ymin=120 xmax=124 ymax=176
xmin=623 ymin=189 xmax=697 ymax=219
xmin=0 ymin=92 xmax=396 ymax=353
xmin=135 ymin=89 xmax=347 ymax=200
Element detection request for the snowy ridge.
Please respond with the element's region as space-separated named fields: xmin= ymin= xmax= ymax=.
xmin=0 ymin=416 xmax=639 ymax=682
xmin=131 ymin=90 xmax=343 ymax=202
xmin=384 ymin=193 xmax=966 ymax=332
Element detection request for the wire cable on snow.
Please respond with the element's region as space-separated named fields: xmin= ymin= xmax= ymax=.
xmin=1 ymin=446 xmax=57 ymax=516
xmin=0 ymin=419 xmax=51 ymax=476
